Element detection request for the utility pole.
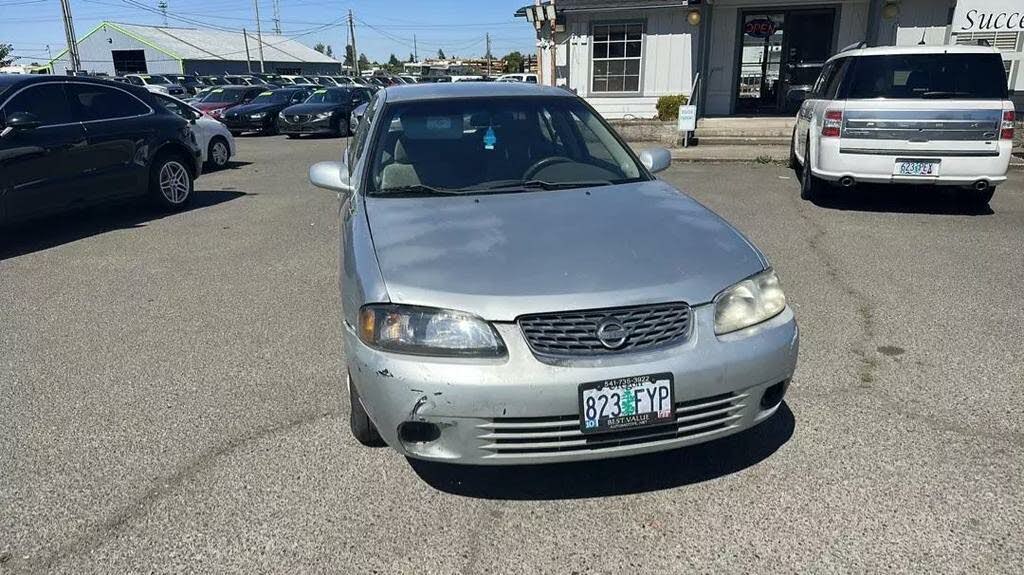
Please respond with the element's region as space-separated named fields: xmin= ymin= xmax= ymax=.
xmin=58 ymin=0 xmax=81 ymax=73
xmin=272 ymin=0 xmax=281 ymax=35
xmin=253 ymin=0 xmax=265 ymax=72
xmin=486 ymin=33 xmax=491 ymax=77
xmin=243 ymin=28 xmax=252 ymax=73
xmin=348 ymin=9 xmax=360 ymax=75
xmin=158 ymin=0 xmax=168 ymax=26
xmin=413 ymin=34 xmax=417 ymax=62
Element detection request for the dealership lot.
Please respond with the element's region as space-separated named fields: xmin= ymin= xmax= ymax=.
xmin=2 ymin=136 xmax=1023 ymax=573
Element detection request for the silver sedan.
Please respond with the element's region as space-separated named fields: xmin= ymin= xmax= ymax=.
xmin=309 ymin=82 xmax=799 ymax=465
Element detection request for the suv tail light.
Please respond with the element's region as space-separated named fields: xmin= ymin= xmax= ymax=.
xmin=1001 ymin=110 xmax=1015 ymax=140
xmin=821 ymin=109 xmax=843 ymax=138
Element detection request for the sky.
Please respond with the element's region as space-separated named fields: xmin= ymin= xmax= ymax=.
xmin=1 ymin=0 xmax=536 ymax=65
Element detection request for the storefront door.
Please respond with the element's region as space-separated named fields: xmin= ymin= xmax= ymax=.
xmin=734 ymin=8 xmax=836 ymax=115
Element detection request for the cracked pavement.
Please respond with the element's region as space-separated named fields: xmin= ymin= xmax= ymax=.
xmin=2 ymin=137 xmax=1023 ymax=573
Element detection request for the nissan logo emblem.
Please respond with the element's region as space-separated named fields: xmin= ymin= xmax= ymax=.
xmin=596 ymin=316 xmax=629 ymax=349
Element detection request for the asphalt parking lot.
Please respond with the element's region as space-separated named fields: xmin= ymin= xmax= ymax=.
xmin=2 ymin=135 xmax=1023 ymax=574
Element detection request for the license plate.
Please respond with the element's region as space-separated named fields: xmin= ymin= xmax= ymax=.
xmin=579 ymin=373 xmax=674 ymax=434
xmin=895 ymin=159 xmax=940 ymax=176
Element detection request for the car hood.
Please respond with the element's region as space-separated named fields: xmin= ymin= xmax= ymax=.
xmin=193 ymin=101 xmax=239 ymax=111
xmin=224 ymin=102 xmax=284 ymax=115
xmin=364 ymin=180 xmax=766 ymax=321
xmin=282 ymin=103 xmax=341 ymax=115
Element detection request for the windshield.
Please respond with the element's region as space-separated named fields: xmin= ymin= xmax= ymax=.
xmin=368 ymin=97 xmax=645 ymax=195
xmin=293 ymin=76 xmax=313 ymax=84
xmin=305 ymin=89 xmax=349 ymax=104
xmin=201 ymin=89 xmax=246 ymax=103
xmin=141 ymin=75 xmax=170 ymax=85
xmin=845 ymin=53 xmax=1008 ymax=100
xmin=251 ymin=90 xmax=295 ymax=104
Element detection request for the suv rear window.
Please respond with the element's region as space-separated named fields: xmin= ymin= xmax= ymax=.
xmin=844 ymin=53 xmax=1008 ymax=100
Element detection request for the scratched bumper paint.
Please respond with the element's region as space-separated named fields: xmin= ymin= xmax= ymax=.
xmin=345 ymin=304 xmax=799 ymax=465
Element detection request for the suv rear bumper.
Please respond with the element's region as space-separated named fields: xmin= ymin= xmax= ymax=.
xmin=813 ymin=138 xmax=1011 ymax=186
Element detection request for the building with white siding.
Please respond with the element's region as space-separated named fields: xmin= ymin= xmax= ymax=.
xmin=517 ymin=0 xmax=1023 ymax=118
xmin=49 ymin=21 xmax=342 ymax=77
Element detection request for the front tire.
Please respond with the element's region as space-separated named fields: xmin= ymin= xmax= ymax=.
xmin=206 ymin=137 xmax=230 ymax=170
xmin=149 ymin=152 xmax=194 ymax=210
xmin=335 ymin=118 xmax=350 ymax=137
xmin=800 ymin=138 xmax=824 ymax=201
xmin=788 ymin=127 xmax=800 ymax=172
xmin=349 ymin=372 xmax=385 ymax=447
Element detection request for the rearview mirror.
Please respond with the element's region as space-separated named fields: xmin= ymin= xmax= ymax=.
xmin=309 ymin=161 xmax=352 ymax=193
xmin=638 ymin=148 xmax=671 ymax=174
xmin=3 ymin=112 xmax=42 ymax=135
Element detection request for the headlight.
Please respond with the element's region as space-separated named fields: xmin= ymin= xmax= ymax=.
xmin=249 ymin=112 xmax=266 ymax=119
xmin=315 ymin=111 xmax=333 ymax=120
xmin=358 ymin=304 xmax=506 ymax=358
xmin=713 ymin=269 xmax=786 ymax=335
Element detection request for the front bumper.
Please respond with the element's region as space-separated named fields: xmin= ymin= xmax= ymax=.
xmin=280 ymin=117 xmax=334 ymax=134
xmin=220 ymin=116 xmax=272 ymax=132
xmin=814 ymin=138 xmax=1011 ymax=186
xmin=346 ymin=304 xmax=799 ymax=465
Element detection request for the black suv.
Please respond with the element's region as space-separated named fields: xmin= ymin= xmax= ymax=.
xmin=0 ymin=75 xmax=202 ymax=225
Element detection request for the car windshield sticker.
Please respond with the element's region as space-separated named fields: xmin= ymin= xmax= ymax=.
xmin=212 ymin=89 xmax=223 ymax=93
xmin=314 ymin=89 xmax=327 ymax=94
xmin=259 ymin=91 xmax=273 ymax=96
xmin=483 ymin=126 xmax=497 ymax=150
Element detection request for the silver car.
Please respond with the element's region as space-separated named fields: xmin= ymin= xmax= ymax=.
xmin=309 ymin=83 xmax=799 ymax=465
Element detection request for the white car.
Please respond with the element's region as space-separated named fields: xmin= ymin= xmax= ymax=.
xmin=122 ymin=74 xmax=187 ymax=97
xmin=153 ymin=93 xmax=236 ymax=171
xmin=496 ymin=73 xmax=538 ymax=83
xmin=791 ymin=45 xmax=1015 ymax=207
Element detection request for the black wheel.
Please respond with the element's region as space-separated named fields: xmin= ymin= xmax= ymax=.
xmin=335 ymin=118 xmax=350 ymax=137
xmin=230 ymin=130 xmax=242 ymax=137
xmin=800 ymin=138 xmax=824 ymax=201
xmin=788 ymin=127 xmax=800 ymax=172
xmin=206 ymin=137 xmax=230 ymax=170
xmin=964 ymin=185 xmax=995 ymax=208
xmin=264 ymin=116 xmax=279 ymax=136
xmin=349 ymin=372 xmax=385 ymax=447
xmin=149 ymin=152 xmax=194 ymax=210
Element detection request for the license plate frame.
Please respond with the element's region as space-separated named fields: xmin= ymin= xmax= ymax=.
xmin=894 ymin=158 xmax=940 ymax=177
xmin=578 ymin=373 xmax=675 ymax=435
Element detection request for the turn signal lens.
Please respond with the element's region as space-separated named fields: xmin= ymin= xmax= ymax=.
xmin=821 ymin=109 xmax=842 ymax=138
xmin=1001 ymin=110 xmax=1015 ymax=140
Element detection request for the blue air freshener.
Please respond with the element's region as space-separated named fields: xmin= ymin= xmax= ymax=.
xmin=483 ymin=126 xmax=497 ymax=150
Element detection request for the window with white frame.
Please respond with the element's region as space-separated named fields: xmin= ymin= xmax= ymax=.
xmin=591 ymin=22 xmax=643 ymax=93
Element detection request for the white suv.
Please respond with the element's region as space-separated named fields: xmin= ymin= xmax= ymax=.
xmin=791 ymin=45 xmax=1015 ymax=207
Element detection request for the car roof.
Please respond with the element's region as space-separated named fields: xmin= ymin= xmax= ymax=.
xmin=829 ymin=44 xmax=1000 ymax=63
xmin=0 ymin=74 xmax=145 ymax=91
xmin=382 ymin=81 xmax=572 ymax=103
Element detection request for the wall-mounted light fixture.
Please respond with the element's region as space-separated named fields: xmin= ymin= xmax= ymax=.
xmin=881 ymin=1 xmax=900 ymax=21
xmin=687 ymin=9 xmax=701 ymax=27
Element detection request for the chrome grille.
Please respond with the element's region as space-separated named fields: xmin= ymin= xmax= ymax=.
xmin=477 ymin=392 xmax=746 ymax=458
xmin=518 ymin=302 xmax=692 ymax=357
xmin=286 ymin=114 xmax=309 ymax=123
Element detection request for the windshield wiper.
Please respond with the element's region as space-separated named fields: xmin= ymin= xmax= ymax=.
xmin=376 ymin=184 xmax=463 ymax=196
xmin=464 ymin=179 xmax=613 ymax=193
xmin=920 ymin=91 xmax=971 ymax=99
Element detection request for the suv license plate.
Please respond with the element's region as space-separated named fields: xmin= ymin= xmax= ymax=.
xmin=895 ymin=159 xmax=940 ymax=176
xmin=579 ymin=373 xmax=674 ymax=434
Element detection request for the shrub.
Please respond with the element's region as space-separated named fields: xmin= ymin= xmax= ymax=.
xmin=656 ymin=95 xmax=689 ymax=121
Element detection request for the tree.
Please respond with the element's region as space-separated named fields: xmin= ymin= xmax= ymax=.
xmin=387 ymin=53 xmax=401 ymax=72
xmin=358 ymin=52 xmax=370 ymax=69
xmin=437 ymin=48 xmax=445 ymax=60
xmin=313 ymin=42 xmax=326 ymax=54
xmin=325 ymin=45 xmax=333 ymax=57
xmin=0 ymin=43 xmax=14 ymax=68
xmin=343 ymin=45 xmax=355 ymax=67
xmin=408 ymin=53 xmax=415 ymax=63
xmin=503 ymin=51 xmax=524 ymax=73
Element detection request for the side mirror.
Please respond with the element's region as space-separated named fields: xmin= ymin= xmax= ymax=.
xmin=4 ymin=112 xmax=42 ymax=134
xmin=638 ymin=147 xmax=671 ymax=174
xmin=309 ymin=161 xmax=352 ymax=193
